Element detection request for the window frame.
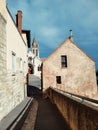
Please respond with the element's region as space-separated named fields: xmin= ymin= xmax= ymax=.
xmin=36 ymin=49 xmax=38 ymax=56
xmin=33 ymin=49 xmax=35 ymax=54
xmin=38 ymin=65 xmax=41 ymax=71
xmin=61 ymin=55 xmax=67 ymax=68
xmin=12 ymin=51 xmax=16 ymax=75
xmin=20 ymin=58 xmax=23 ymax=73
xmin=56 ymin=76 xmax=61 ymax=84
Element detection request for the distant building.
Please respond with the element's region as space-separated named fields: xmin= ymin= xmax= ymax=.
xmin=28 ymin=37 xmax=42 ymax=78
xmin=0 ymin=1 xmax=30 ymax=120
xmin=41 ymin=58 xmax=46 ymax=63
xmin=96 ymin=70 xmax=98 ymax=85
xmin=32 ymin=37 xmax=39 ymax=58
xmin=42 ymin=36 xmax=97 ymax=98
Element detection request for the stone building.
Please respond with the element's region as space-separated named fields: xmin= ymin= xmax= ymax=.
xmin=96 ymin=70 xmax=98 ymax=85
xmin=42 ymin=36 xmax=97 ymax=98
xmin=28 ymin=37 xmax=42 ymax=78
xmin=0 ymin=1 xmax=30 ymax=120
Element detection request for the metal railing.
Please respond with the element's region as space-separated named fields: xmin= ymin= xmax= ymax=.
xmin=50 ymin=87 xmax=98 ymax=106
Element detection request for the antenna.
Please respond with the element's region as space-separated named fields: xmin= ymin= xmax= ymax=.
xmin=69 ymin=29 xmax=72 ymax=36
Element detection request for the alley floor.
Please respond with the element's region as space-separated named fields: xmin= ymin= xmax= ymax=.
xmin=21 ymin=96 xmax=71 ymax=130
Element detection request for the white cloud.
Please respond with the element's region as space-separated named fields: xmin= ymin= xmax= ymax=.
xmin=39 ymin=27 xmax=59 ymax=37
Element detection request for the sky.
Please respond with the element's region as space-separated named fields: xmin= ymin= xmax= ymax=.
xmin=7 ymin=0 xmax=98 ymax=70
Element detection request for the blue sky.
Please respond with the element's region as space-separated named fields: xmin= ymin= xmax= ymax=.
xmin=7 ymin=0 xmax=98 ymax=70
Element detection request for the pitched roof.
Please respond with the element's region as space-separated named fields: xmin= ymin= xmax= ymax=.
xmin=45 ymin=36 xmax=95 ymax=62
xmin=41 ymin=58 xmax=46 ymax=63
xmin=32 ymin=37 xmax=38 ymax=48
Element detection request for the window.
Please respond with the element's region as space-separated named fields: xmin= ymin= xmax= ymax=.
xmin=20 ymin=58 xmax=22 ymax=72
xmin=56 ymin=76 xmax=61 ymax=84
xmin=38 ymin=66 xmax=41 ymax=71
xmin=23 ymin=61 xmax=26 ymax=75
xmin=33 ymin=49 xmax=35 ymax=54
xmin=12 ymin=52 xmax=16 ymax=74
xmin=61 ymin=55 xmax=67 ymax=67
xmin=36 ymin=49 xmax=38 ymax=56
xmin=28 ymin=57 xmax=32 ymax=61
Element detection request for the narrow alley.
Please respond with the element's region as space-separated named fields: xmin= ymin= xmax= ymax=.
xmin=0 ymin=1 xmax=98 ymax=130
xmin=21 ymin=95 xmax=71 ymax=130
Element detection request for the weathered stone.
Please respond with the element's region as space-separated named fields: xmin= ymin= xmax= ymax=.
xmin=48 ymin=88 xmax=98 ymax=130
xmin=42 ymin=38 xmax=97 ymax=98
xmin=0 ymin=3 xmax=28 ymax=121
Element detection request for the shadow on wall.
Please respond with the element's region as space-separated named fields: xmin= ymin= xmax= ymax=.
xmin=27 ymin=85 xmax=42 ymax=97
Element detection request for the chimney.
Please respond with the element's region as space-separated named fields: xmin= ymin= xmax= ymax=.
xmin=69 ymin=29 xmax=74 ymax=42
xmin=16 ymin=10 xmax=22 ymax=34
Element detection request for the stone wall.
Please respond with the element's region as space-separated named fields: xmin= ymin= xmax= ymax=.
xmin=0 ymin=10 xmax=7 ymax=120
xmin=47 ymin=88 xmax=98 ymax=130
xmin=0 ymin=0 xmax=6 ymax=19
xmin=0 ymin=5 xmax=28 ymax=120
xmin=0 ymin=72 xmax=26 ymax=120
xmin=42 ymin=38 xmax=97 ymax=98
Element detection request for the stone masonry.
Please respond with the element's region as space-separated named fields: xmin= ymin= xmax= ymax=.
xmin=0 ymin=1 xmax=28 ymax=120
xmin=0 ymin=10 xmax=7 ymax=120
xmin=42 ymin=37 xmax=97 ymax=98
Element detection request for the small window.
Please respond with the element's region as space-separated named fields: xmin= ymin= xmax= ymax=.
xmin=38 ymin=66 xmax=41 ymax=71
xmin=61 ymin=55 xmax=67 ymax=67
xmin=28 ymin=57 xmax=32 ymax=61
xmin=56 ymin=76 xmax=61 ymax=84
xmin=36 ymin=49 xmax=38 ymax=56
xmin=20 ymin=58 xmax=22 ymax=72
xmin=12 ymin=52 xmax=16 ymax=74
xmin=33 ymin=49 xmax=35 ymax=54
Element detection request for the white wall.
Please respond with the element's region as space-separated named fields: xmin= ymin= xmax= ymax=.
xmin=6 ymin=8 xmax=28 ymax=100
xmin=0 ymin=0 xmax=6 ymax=19
xmin=28 ymin=51 xmax=42 ymax=78
xmin=33 ymin=57 xmax=42 ymax=78
xmin=0 ymin=2 xmax=7 ymax=120
xmin=7 ymin=11 xmax=27 ymax=73
xmin=0 ymin=7 xmax=28 ymax=120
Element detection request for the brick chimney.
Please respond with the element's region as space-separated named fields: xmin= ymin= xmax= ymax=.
xmin=16 ymin=10 xmax=22 ymax=34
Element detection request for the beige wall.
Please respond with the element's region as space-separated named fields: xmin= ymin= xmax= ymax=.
xmin=7 ymin=10 xmax=27 ymax=74
xmin=0 ymin=2 xmax=7 ymax=120
xmin=0 ymin=4 xmax=28 ymax=120
xmin=0 ymin=0 xmax=6 ymax=19
xmin=47 ymin=88 xmax=98 ymax=130
xmin=42 ymin=38 xmax=97 ymax=98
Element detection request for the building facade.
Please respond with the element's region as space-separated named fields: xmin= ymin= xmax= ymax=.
xmin=28 ymin=37 xmax=42 ymax=78
xmin=0 ymin=1 xmax=30 ymax=120
xmin=42 ymin=36 xmax=97 ymax=98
